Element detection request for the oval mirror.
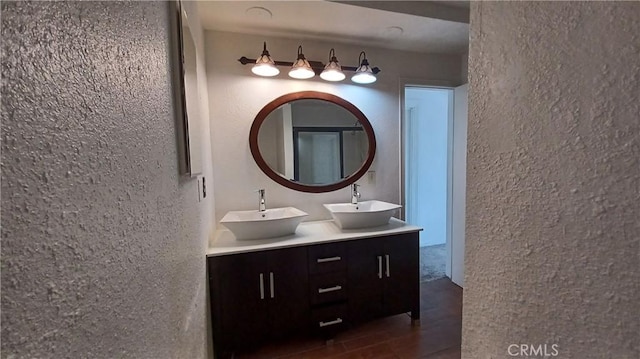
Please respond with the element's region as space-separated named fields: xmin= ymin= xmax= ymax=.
xmin=249 ymin=91 xmax=376 ymax=193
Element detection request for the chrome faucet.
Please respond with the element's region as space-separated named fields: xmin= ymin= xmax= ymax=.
xmin=351 ymin=183 xmax=361 ymax=205
xmin=258 ymin=189 xmax=266 ymax=212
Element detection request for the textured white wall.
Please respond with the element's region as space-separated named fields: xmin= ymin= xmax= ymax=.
xmin=206 ymin=30 xmax=463 ymax=222
xmin=463 ymin=2 xmax=640 ymax=358
xmin=1 ymin=1 xmax=214 ymax=358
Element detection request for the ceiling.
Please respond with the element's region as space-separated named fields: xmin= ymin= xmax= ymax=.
xmin=199 ymin=1 xmax=470 ymax=55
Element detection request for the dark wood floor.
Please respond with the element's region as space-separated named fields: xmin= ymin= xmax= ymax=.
xmin=233 ymin=278 xmax=463 ymax=359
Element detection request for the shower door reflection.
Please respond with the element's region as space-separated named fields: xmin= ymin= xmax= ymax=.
xmin=293 ymin=127 xmax=366 ymax=184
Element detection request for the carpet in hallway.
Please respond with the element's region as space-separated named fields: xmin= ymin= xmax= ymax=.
xmin=420 ymin=244 xmax=447 ymax=282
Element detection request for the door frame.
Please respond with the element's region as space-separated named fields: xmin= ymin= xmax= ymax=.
xmin=450 ymin=83 xmax=468 ymax=287
xmin=399 ymin=78 xmax=457 ymax=278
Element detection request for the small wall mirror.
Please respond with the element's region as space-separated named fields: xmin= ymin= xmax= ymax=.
xmin=171 ymin=0 xmax=202 ymax=176
xmin=250 ymin=91 xmax=376 ymax=193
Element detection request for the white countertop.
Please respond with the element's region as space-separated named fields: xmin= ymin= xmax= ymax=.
xmin=207 ymin=218 xmax=423 ymax=257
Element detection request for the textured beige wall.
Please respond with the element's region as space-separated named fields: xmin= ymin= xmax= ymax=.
xmin=463 ymin=2 xmax=639 ymax=358
xmin=1 ymin=1 xmax=213 ymax=358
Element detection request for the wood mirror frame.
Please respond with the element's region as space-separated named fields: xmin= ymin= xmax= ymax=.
xmin=249 ymin=91 xmax=376 ymax=193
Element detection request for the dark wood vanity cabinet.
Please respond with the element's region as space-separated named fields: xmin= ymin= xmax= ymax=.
xmin=347 ymin=233 xmax=420 ymax=324
xmin=208 ymin=231 xmax=419 ymax=358
xmin=208 ymin=246 xmax=309 ymax=357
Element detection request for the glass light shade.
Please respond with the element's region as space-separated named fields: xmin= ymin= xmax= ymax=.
xmin=252 ymin=56 xmax=280 ymax=77
xmin=288 ymin=58 xmax=315 ymax=79
xmin=251 ymin=43 xmax=279 ymax=77
xmin=351 ymin=65 xmax=376 ymax=84
xmin=320 ymin=59 xmax=345 ymax=82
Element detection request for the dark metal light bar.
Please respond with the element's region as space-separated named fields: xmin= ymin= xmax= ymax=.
xmin=238 ymin=56 xmax=381 ymax=75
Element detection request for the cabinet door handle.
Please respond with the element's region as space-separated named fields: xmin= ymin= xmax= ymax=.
xmin=259 ymin=273 xmax=265 ymax=300
xmin=269 ymin=272 xmax=275 ymax=299
xmin=385 ymin=254 xmax=390 ymax=277
xmin=317 ymin=256 xmax=341 ymax=263
xmin=377 ymin=256 xmax=383 ymax=279
xmin=318 ymin=285 xmax=342 ymax=294
xmin=319 ymin=318 xmax=343 ymax=327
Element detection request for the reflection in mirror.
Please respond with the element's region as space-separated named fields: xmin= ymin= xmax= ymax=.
xmin=250 ymin=92 xmax=376 ymax=193
xmin=258 ymin=99 xmax=368 ymax=184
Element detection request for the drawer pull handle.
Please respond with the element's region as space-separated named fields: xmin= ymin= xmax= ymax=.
xmin=319 ymin=318 xmax=343 ymax=327
xmin=317 ymin=256 xmax=341 ymax=263
xmin=318 ymin=285 xmax=342 ymax=294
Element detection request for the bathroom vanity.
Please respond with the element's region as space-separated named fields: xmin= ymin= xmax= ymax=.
xmin=207 ymin=219 xmax=421 ymax=358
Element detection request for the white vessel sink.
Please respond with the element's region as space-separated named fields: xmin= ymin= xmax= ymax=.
xmin=220 ymin=207 xmax=308 ymax=240
xmin=323 ymin=200 xmax=402 ymax=229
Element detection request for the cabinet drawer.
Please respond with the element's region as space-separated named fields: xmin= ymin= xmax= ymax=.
xmin=311 ymin=303 xmax=347 ymax=333
xmin=309 ymin=272 xmax=347 ymax=305
xmin=308 ymin=242 xmax=347 ymax=274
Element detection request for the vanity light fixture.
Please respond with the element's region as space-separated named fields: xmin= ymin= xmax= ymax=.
xmin=238 ymin=44 xmax=381 ymax=84
xmin=251 ymin=42 xmax=279 ymax=77
xmin=351 ymin=51 xmax=377 ymax=84
xmin=320 ymin=48 xmax=345 ymax=82
xmin=288 ymin=45 xmax=315 ymax=79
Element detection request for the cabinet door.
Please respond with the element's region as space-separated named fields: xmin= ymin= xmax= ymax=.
xmin=382 ymin=233 xmax=420 ymax=317
xmin=209 ymin=251 xmax=269 ymax=351
xmin=266 ymin=246 xmax=309 ymax=338
xmin=347 ymin=239 xmax=384 ymax=323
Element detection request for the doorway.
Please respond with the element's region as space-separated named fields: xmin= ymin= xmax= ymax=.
xmin=403 ymin=85 xmax=467 ymax=287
